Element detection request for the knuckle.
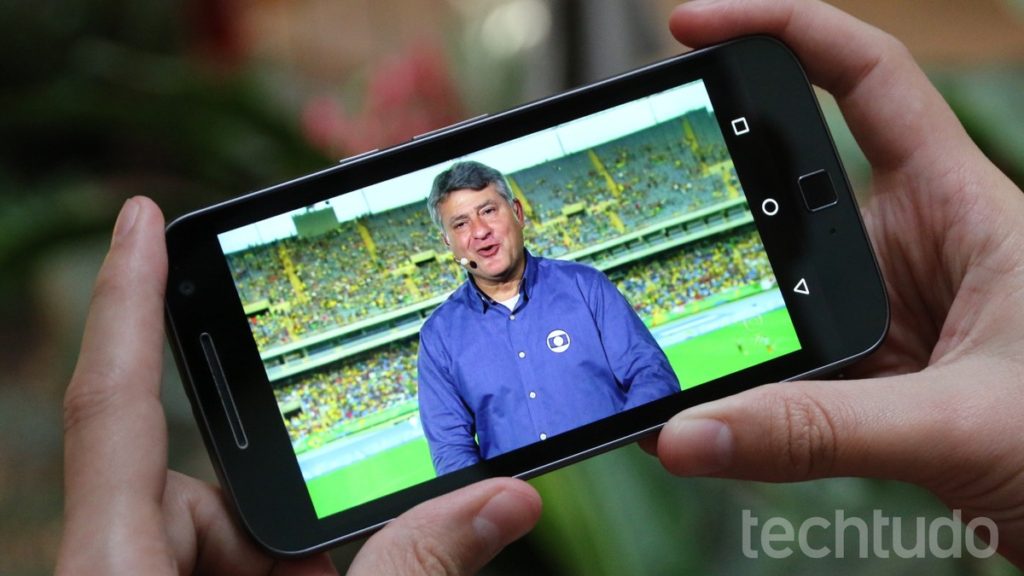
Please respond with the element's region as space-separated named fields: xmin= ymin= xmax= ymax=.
xmin=62 ymin=375 xmax=111 ymax=436
xmin=879 ymin=32 xmax=912 ymax=63
xmin=89 ymin=264 xmax=124 ymax=306
xmin=768 ymin=387 xmax=839 ymax=478
xmin=62 ymin=365 xmax=126 ymax=436
xmin=162 ymin=471 xmax=217 ymax=524
xmin=831 ymin=28 xmax=913 ymax=102
xmin=875 ymin=33 xmax=916 ymax=82
xmin=407 ymin=536 xmax=463 ymax=576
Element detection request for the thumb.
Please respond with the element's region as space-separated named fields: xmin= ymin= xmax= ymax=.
xmin=349 ymin=478 xmax=541 ymax=576
xmin=656 ymin=368 xmax=971 ymax=489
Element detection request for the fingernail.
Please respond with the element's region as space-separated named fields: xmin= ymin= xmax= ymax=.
xmin=663 ymin=417 xmax=733 ymax=475
xmin=473 ymin=489 xmax=527 ymax=557
xmin=112 ymin=197 xmax=140 ymax=242
xmin=684 ymin=0 xmax=721 ymax=6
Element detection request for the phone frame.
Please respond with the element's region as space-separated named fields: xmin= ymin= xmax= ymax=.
xmin=165 ymin=35 xmax=888 ymax=556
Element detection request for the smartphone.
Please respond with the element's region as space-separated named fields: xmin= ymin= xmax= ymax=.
xmin=165 ymin=36 xmax=888 ymax=556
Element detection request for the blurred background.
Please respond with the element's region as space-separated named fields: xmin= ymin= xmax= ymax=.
xmin=1 ymin=0 xmax=1022 ymax=573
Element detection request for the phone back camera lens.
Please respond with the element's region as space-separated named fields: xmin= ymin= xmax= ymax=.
xmin=179 ymin=281 xmax=196 ymax=296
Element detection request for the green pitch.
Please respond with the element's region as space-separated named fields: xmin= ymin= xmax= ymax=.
xmin=305 ymin=307 xmax=800 ymax=518
xmin=663 ymin=307 xmax=801 ymax=390
xmin=307 ymin=437 xmax=435 ymax=518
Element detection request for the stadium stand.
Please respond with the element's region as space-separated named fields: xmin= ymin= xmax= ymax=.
xmin=275 ymin=340 xmax=420 ymax=447
xmin=271 ymin=225 xmax=773 ymax=445
xmin=613 ymin=227 xmax=773 ymax=319
xmin=226 ymin=109 xmax=737 ymax=349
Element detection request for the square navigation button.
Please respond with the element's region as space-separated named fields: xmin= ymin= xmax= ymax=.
xmin=731 ymin=117 xmax=750 ymax=136
xmin=799 ymin=169 xmax=838 ymax=212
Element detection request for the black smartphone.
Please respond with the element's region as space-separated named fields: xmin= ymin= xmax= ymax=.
xmin=165 ymin=36 xmax=888 ymax=556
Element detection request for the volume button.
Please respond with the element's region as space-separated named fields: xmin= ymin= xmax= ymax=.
xmin=338 ymin=148 xmax=379 ymax=165
xmin=200 ymin=333 xmax=249 ymax=449
xmin=411 ymin=114 xmax=489 ymax=140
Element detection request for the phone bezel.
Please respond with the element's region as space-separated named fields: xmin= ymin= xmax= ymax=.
xmin=165 ymin=35 xmax=888 ymax=555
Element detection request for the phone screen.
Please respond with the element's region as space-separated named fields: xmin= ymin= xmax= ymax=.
xmin=216 ymin=78 xmax=801 ymax=519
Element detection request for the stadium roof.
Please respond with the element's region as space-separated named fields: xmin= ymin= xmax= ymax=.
xmin=220 ymin=79 xmax=715 ymax=254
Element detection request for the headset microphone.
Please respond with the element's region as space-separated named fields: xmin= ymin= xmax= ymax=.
xmin=457 ymin=256 xmax=478 ymax=269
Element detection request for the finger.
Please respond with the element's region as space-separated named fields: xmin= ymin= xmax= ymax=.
xmin=637 ymin=432 xmax=659 ymax=457
xmin=656 ymin=365 xmax=993 ymax=491
xmin=160 ymin=472 xmax=338 ymax=576
xmin=669 ymin=0 xmax=977 ymax=174
xmin=349 ymin=478 xmax=541 ymax=576
xmin=61 ymin=198 xmax=169 ymax=537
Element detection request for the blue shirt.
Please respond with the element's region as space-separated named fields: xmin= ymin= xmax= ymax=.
xmin=417 ymin=251 xmax=680 ymax=475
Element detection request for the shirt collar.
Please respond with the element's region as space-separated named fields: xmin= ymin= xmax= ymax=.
xmin=464 ymin=249 xmax=537 ymax=314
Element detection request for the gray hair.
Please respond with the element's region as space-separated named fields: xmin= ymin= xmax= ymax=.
xmin=427 ymin=161 xmax=515 ymax=233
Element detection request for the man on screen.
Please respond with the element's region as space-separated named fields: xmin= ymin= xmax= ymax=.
xmin=418 ymin=160 xmax=680 ymax=475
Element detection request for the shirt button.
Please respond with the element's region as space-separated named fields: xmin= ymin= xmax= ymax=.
xmin=518 ymin=351 xmax=526 ymax=359
xmin=539 ymin=433 xmax=548 ymax=440
xmin=529 ymin=391 xmax=536 ymax=399
xmin=510 ymin=314 xmax=516 ymax=320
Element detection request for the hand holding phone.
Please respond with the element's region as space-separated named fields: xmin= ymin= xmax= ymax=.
xmin=655 ymin=0 xmax=1024 ymax=568
xmin=55 ymin=196 xmax=541 ymax=576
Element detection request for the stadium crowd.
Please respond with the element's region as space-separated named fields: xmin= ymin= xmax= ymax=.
xmin=229 ymin=223 xmax=463 ymax=349
xmin=614 ymin=226 xmax=774 ymax=320
xmin=275 ymin=340 xmax=420 ymax=447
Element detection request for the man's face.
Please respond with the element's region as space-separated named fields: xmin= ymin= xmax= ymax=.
xmin=438 ymin=183 xmax=525 ymax=284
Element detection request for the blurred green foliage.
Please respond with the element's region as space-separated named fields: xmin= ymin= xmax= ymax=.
xmin=937 ymin=69 xmax=1024 ymax=186
xmin=0 ymin=0 xmax=328 ymax=303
